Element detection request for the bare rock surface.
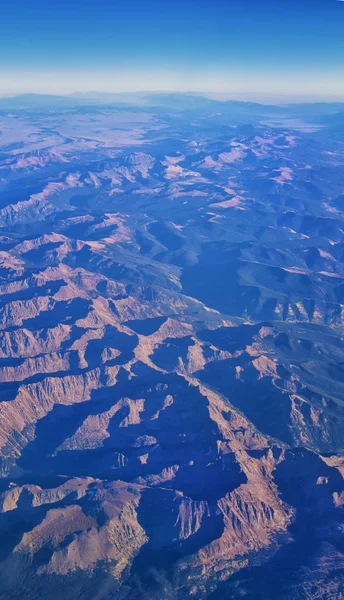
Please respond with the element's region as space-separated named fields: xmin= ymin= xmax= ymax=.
xmin=0 ymin=96 xmax=343 ymax=598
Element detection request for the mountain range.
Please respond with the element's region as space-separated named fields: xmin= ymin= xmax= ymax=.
xmin=0 ymin=93 xmax=343 ymax=599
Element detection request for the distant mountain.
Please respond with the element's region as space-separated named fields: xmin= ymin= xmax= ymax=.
xmin=1 ymin=92 xmax=344 ymax=116
xmin=0 ymin=93 xmax=86 ymax=109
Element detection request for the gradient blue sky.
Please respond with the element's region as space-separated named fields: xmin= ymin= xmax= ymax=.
xmin=0 ymin=0 xmax=343 ymax=97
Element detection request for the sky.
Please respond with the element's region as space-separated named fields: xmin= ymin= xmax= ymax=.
xmin=0 ymin=0 xmax=344 ymax=98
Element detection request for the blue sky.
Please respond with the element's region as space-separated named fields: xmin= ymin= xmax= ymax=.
xmin=0 ymin=0 xmax=343 ymax=96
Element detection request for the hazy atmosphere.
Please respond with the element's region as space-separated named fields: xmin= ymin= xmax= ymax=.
xmin=1 ymin=0 xmax=344 ymax=98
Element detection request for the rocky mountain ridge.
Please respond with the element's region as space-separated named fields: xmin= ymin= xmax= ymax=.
xmin=0 ymin=98 xmax=343 ymax=598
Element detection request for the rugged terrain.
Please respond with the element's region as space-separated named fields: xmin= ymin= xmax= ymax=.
xmin=0 ymin=94 xmax=344 ymax=599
